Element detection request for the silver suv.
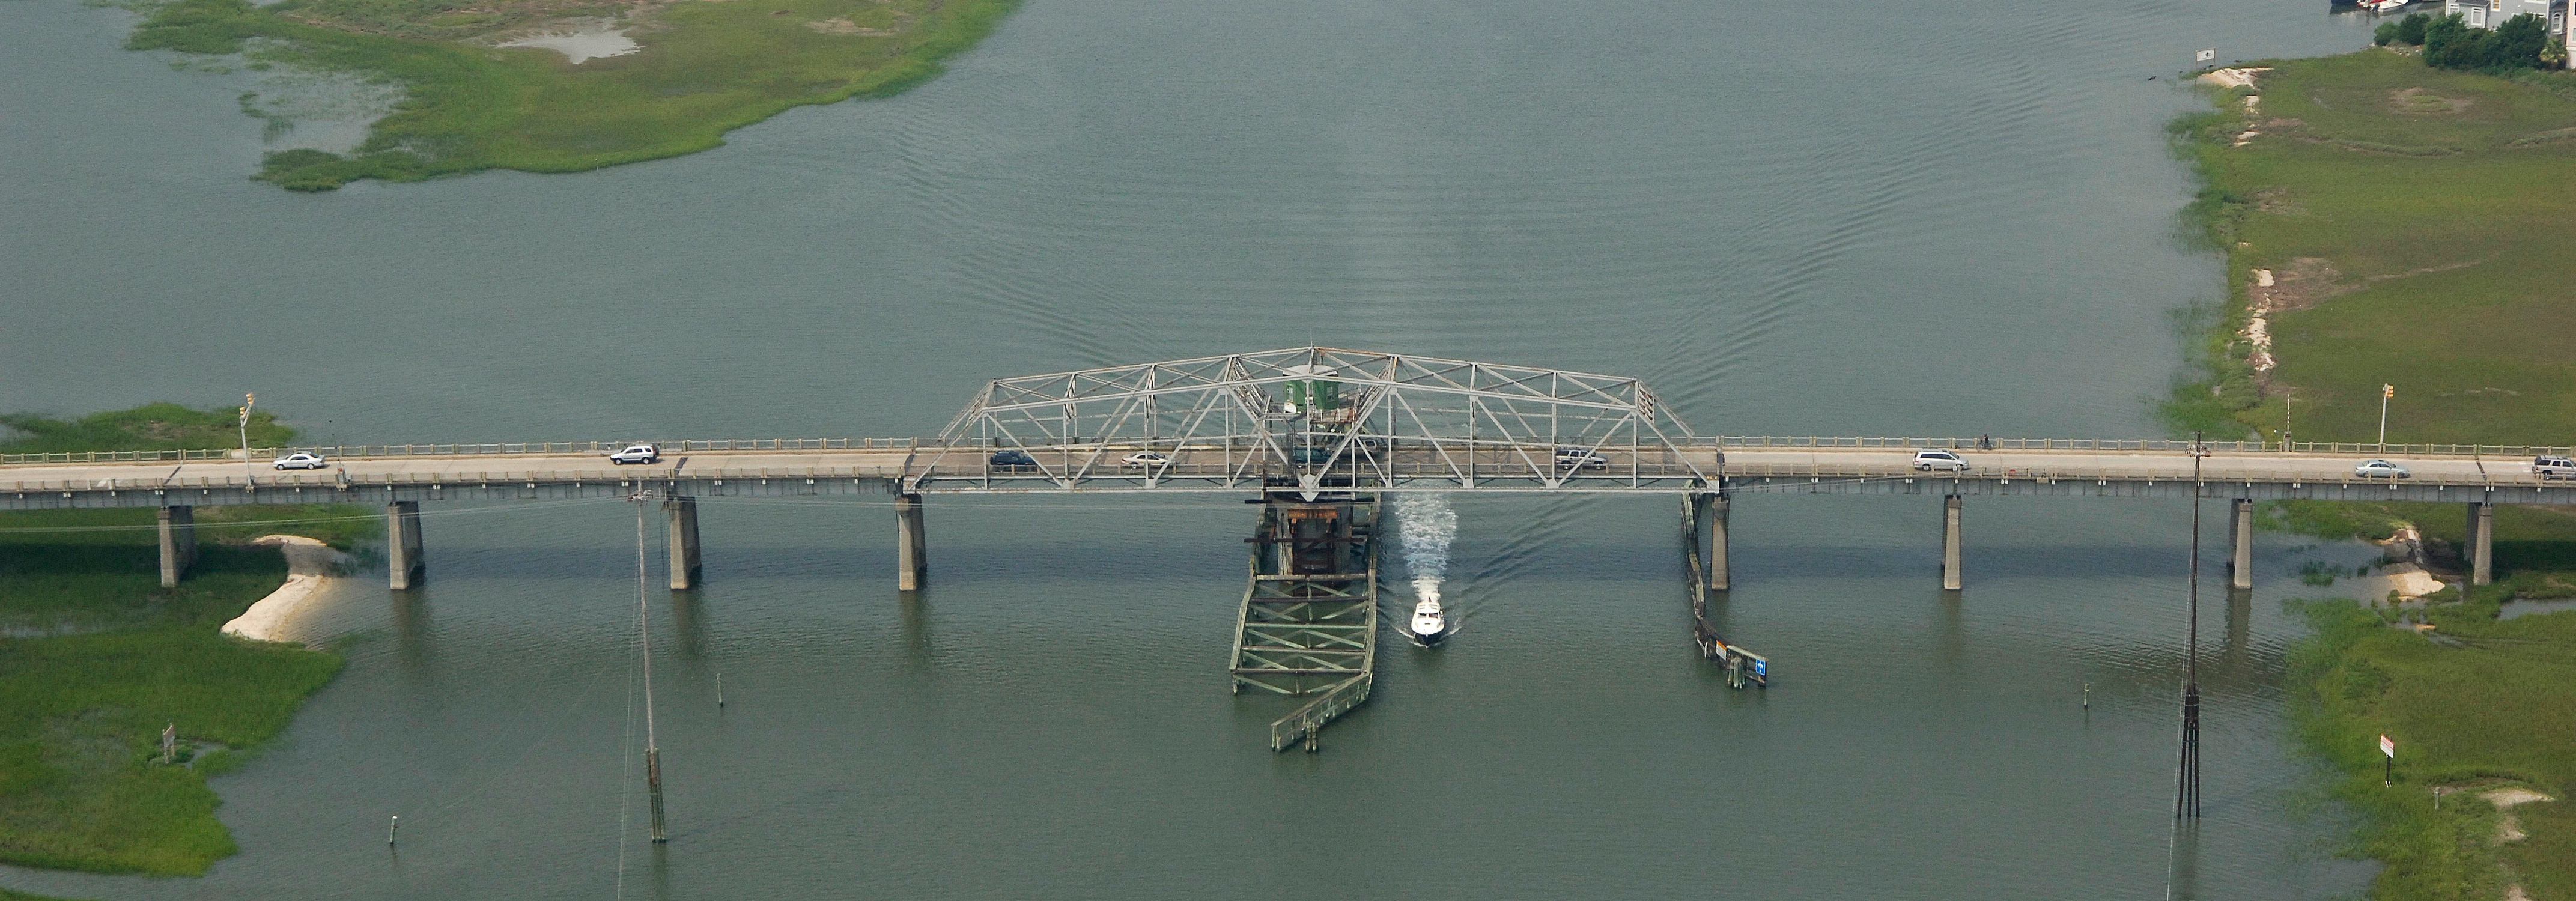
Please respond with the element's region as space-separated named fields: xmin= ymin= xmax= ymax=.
xmin=2537 ymin=456 xmax=2576 ymax=479
xmin=1912 ymin=449 xmax=1969 ymax=472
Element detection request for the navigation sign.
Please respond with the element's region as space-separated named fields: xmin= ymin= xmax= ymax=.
xmin=2381 ymin=734 xmax=2396 ymax=757
xmin=2380 ymin=734 xmax=2396 ymax=785
xmin=2196 ymin=49 xmax=2217 ymax=64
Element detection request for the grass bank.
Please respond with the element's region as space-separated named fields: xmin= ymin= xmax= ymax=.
xmin=2292 ymin=596 xmax=2576 ymax=900
xmin=126 ymin=0 xmax=1018 ymax=190
xmin=0 ymin=406 xmax=368 ymax=876
xmin=2163 ymin=49 xmax=2576 ymax=444
xmin=2167 ymin=49 xmax=2576 ymax=899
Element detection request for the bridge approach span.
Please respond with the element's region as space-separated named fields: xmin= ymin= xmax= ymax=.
xmin=3 ymin=442 xmax=2572 ymax=508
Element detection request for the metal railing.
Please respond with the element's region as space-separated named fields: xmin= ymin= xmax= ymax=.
xmin=0 ymin=437 xmax=920 ymax=466
xmin=8 ymin=435 xmax=2572 ymax=467
xmin=5 ymin=464 xmax=908 ymax=494
xmin=1720 ymin=462 xmax=2565 ymax=488
xmin=1703 ymin=436 xmax=2576 ymax=457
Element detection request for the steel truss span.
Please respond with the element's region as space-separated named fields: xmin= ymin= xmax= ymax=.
xmin=902 ymin=347 xmax=1713 ymax=497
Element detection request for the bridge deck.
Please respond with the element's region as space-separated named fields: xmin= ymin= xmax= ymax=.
xmin=3 ymin=441 xmax=2572 ymax=509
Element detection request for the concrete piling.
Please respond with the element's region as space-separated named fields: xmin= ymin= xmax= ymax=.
xmin=1941 ymin=494 xmax=1963 ymax=590
xmin=896 ymin=494 xmax=928 ymax=591
xmin=2467 ymin=501 xmax=2494 ymax=586
xmin=2228 ymin=498 xmax=2254 ymax=591
xmin=157 ymin=505 xmax=196 ymax=588
xmin=664 ymin=496 xmax=702 ymax=590
xmin=386 ymin=501 xmax=424 ymax=590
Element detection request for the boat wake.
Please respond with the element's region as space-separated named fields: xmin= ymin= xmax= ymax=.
xmin=1396 ymin=494 xmax=1457 ymax=645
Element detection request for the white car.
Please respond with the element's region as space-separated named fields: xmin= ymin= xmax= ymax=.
xmin=1912 ymin=449 xmax=1969 ymax=472
xmin=1120 ymin=451 xmax=1170 ymax=469
xmin=1555 ymin=447 xmax=1609 ymax=470
xmin=2535 ymin=456 xmax=2576 ymax=480
xmin=2353 ymin=459 xmax=2411 ymax=479
xmin=271 ymin=452 xmax=326 ymax=470
xmin=608 ymin=444 xmax=661 ymax=465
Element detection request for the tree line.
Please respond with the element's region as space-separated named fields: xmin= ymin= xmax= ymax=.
xmin=2375 ymin=12 xmax=2566 ymax=70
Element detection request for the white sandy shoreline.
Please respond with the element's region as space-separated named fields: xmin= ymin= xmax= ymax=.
xmin=220 ymin=535 xmax=348 ymax=645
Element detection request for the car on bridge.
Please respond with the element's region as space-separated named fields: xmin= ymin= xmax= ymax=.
xmin=1912 ymin=449 xmax=1969 ymax=472
xmin=1121 ymin=451 xmax=1170 ymax=469
xmin=608 ymin=444 xmax=660 ymax=465
xmin=1555 ymin=447 xmax=1609 ymax=470
xmin=2536 ymin=455 xmax=2576 ymax=479
xmin=989 ymin=449 xmax=1039 ymax=467
xmin=2354 ymin=459 xmax=2411 ymax=479
xmin=271 ymin=452 xmax=327 ymax=470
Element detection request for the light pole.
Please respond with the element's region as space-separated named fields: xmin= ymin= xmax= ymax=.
xmin=2282 ymin=387 xmax=2295 ymax=450
xmin=239 ymin=393 xmax=255 ymax=488
xmin=2378 ymin=383 xmax=2393 ymax=449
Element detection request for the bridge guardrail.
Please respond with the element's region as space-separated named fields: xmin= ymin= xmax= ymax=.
xmin=0 ymin=437 xmax=922 ymax=466
xmin=1701 ymin=437 xmax=2575 ymax=457
xmin=8 ymin=435 xmax=2572 ymax=467
xmin=1719 ymin=463 xmax=2554 ymax=489
xmin=8 ymin=464 xmax=910 ymax=494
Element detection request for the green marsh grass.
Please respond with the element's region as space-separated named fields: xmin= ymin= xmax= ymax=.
xmin=2167 ymin=50 xmax=2576 ymax=896
xmin=2294 ymin=597 xmax=2576 ymax=899
xmin=0 ymin=406 xmax=365 ymax=875
xmin=0 ymin=507 xmax=359 ymax=875
xmin=128 ymin=0 xmax=1019 ymax=190
xmin=2167 ymin=50 xmax=2576 ymax=446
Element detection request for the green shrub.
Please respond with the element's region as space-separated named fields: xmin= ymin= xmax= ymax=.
xmin=0 ymin=404 xmax=291 ymax=455
xmin=2398 ymin=12 xmax=2431 ymax=45
xmin=2426 ymin=13 xmax=2550 ymax=72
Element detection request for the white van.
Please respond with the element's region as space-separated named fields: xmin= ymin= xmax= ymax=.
xmin=2536 ymin=456 xmax=2576 ymax=479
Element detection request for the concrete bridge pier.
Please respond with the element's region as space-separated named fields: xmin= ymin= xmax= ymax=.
xmin=665 ymin=497 xmax=702 ymax=590
xmin=2228 ymin=498 xmax=2255 ymax=591
xmin=157 ymin=506 xmax=197 ymax=588
xmin=387 ymin=501 xmax=425 ymax=590
xmin=2467 ymin=501 xmax=2494 ymax=586
xmin=896 ymin=494 xmax=928 ymax=591
xmin=1940 ymin=495 xmax=1963 ymax=591
xmin=1690 ymin=492 xmax=1730 ymax=592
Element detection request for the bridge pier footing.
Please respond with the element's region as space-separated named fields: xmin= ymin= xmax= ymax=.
xmin=896 ymin=494 xmax=927 ymax=591
xmin=157 ymin=505 xmax=196 ymax=588
xmin=387 ymin=501 xmax=424 ymax=590
xmin=2229 ymin=499 xmax=2255 ymax=591
xmin=1940 ymin=495 xmax=1963 ymax=591
xmin=665 ymin=496 xmax=701 ymax=590
xmin=2467 ymin=501 xmax=2494 ymax=587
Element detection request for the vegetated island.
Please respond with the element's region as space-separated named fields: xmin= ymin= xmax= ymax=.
xmin=0 ymin=404 xmax=371 ymax=881
xmin=2166 ymin=28 xmax=2576 ymax=901
xmin=126 ymin=0 xmax=1019 ymax=190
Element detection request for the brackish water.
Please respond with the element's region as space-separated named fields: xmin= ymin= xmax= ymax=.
xmin=2 ymin=0 xmax=2383 ymax=897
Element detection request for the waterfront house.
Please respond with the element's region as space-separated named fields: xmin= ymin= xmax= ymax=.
xmin=2438 ymin=0 xmax=2572 ymax=67
xmin=2440 ymin=0 xmax=2559 ymax=30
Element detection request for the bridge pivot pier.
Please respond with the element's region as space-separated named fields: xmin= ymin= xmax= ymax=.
xmin=665 ymin=496 xmax=702 ymax=590
xmin=1941 ymin=495 xmax=1964 ymax=590
xmin=386 ymin=501 xmax=425 ymax=590
xmin=157 ymin=505 xmax=197 ymax=587
xmin=1687 ymin=492 xmax=1731 ymax=594
xmin=2228 ymin=498 xmax=2255 ymax=591
xmin=896 ymin=493 xmax=928 ymax=591
xmin=2467 ymin=501 xmax=2494 ymax=586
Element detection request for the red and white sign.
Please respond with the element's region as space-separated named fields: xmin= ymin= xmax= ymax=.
xmin=2380 ymin=735 xmax=2396 ymax=759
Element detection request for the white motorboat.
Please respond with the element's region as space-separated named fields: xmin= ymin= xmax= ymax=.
xmin=2362 ymin=0 xmax=2408 ymax=11
xmin=1408 ymin=598 xmax=1447 ymax=646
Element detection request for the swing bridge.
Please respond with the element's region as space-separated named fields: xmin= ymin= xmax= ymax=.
xmin=8 ymin=347 xmax=2575 ymax=748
